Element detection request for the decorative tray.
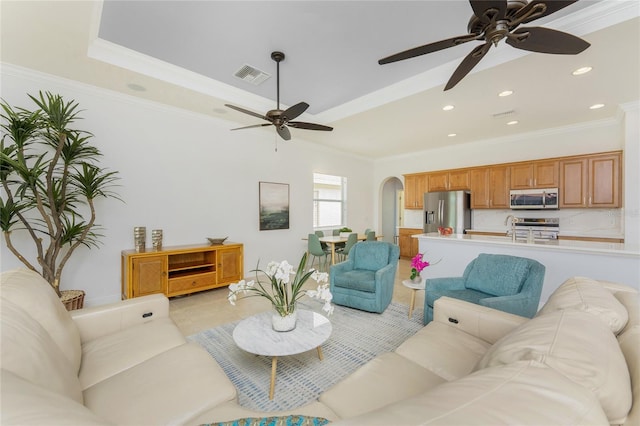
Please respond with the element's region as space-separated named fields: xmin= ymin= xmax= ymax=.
xmin=207 ymin=237 xmax=228 ymax=245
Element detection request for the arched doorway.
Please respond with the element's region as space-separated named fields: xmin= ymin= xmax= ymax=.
xmin=380 ymin=177 xmax=404 ymax=245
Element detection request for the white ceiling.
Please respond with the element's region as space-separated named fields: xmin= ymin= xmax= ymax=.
xmin=2 ymin=1 xmax=639 ymax=159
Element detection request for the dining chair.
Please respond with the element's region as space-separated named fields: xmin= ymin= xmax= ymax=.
xmin=315 ymin=230 xmax=330 ymax=252
xmin=366 ymin=231 xmax=376 ymax=241
xmin=336 ymin=233 xmax=358 ymax=262
xmin=331 ymin=229 xmax=345 ymax=250
xmin=308 ymin=233 xmax=328 ymax=272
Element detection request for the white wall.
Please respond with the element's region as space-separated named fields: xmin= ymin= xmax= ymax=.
xmin=0 ymin=65 xmax=374 ymax=306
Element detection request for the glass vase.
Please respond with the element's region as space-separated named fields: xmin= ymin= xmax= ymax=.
xmin=271 ymin=309 xmax=297 ymax=332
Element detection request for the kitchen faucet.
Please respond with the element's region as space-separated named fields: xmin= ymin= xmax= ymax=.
xmin=504 ymin=215 xmax=517 ymax=242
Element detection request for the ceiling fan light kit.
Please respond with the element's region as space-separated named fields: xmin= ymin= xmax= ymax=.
xmin=225 ymin=51 xmax=333 ymax=141
xmin=378 ymin=0 xmax=591 ymax=91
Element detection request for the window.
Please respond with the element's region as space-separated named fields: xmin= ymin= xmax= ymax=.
xmin=313 ymin=173 xmax=347 ymax=228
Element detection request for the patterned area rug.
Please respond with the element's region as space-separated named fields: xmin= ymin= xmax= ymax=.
xmin=187 ymin=301 xmax=423 ymax=411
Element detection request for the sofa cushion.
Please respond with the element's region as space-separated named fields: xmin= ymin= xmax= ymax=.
xmin=0 ymin=269 xmax=82 ymax=372
xmin=318 ymin=352 xmax=446 ymax=419
xmin=333 ymin=270 xmax=376 ymax=292
xmin=476 ymin=309 xmax=631 ymax=422
xmin=395 ymin=321 xmax=491 ymax=381
xmin=0 ymin=300 xmax=84 ymax=403
xmin=1 ymin=370 xmax=112 ymax=426
xmin=352 ymin=243 xmax=388 ymax=271
xmin=83 ymin=343 xmax=237 ymax=425
xmin=332 ymin=361 xmax=609 ymax=426
xmin=465 ymin=254 xmax=529 ymax=297
xmin=538 ymin=276 xmax=629 ymax=334
xmin=78 ymin=316 xmax=187 ymax=389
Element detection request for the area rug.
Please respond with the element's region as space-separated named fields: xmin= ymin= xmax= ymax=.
xmin=187 ymin=301 xmax=423 ymax=411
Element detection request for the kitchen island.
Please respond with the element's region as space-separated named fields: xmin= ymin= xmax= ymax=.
xmin=414 ymin=233 xmax=640 ymax=307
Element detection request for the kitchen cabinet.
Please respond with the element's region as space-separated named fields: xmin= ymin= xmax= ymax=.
xmin=399 ymin=228 xmax=422 ymax=258
xmin=560 ymin=152 xmax=621 ymax=208
xmin=427 ymin=169 xmax=470 ymax=192
xmin=122 ymin=242 xmax=244 ymax=299
xmin=404 ymin=173 xmax=428 ymax=209
xmin=469 ymin=165 xmax=510 ymax=209
xmin=510 ymin=160 xmax=559 ymax=189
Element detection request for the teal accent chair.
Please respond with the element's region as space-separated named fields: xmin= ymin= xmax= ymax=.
xmin=423 ymin=253 xmax=545 ymax=324
xmin=330 ymin=241 xmax=400 ymax=313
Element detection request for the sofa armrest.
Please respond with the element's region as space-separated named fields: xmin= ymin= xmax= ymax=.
xmin=70 ymin=294 xmax=170 ymax=343
xmin=433 ymin=296 xmax=527 ymax=344
xmin=426 ymin=277 xmax=466 ymax=292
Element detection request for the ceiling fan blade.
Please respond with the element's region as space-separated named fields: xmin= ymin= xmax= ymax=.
xmin=288 ymin=121 xmax=334 ymax=131
xmin=276 ymin=125 xmax=291 ymax=141
xmin=469 ymin=0 xmax=507 ymax=23
xmin=231 ymin=123 xmax=272 ymax=131
xmin=225 ymin=104 xmax=269 ymax=121
xmin=378 ymin=33 xmax=481 ymax=65
xmin=444 ymin=42 xmax=491 ymax=91
xmin=513 ymin=1 xmax=578 ymax=25
xmin=283 ymin=102 xmax=309 ymax=121
xmin=506 ymin=27 xmax=590 ymax=54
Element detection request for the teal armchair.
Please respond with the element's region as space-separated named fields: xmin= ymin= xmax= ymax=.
xmin=423 ymin=253 xmax=545 ymax=324
xmin=330 ymin=241 xmax=400 ymax=313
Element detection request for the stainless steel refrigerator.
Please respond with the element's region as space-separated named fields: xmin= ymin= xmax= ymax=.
xmin=423 ymin=191 xmax=471 ymax=234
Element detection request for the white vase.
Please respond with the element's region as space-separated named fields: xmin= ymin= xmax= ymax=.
xmin=410 ymin=275 xmax=423 ymax=284
xmin=272 ymin=310 xmax=297 ymax=332
xmin=340 ymin=232 xmax=351 ymax=238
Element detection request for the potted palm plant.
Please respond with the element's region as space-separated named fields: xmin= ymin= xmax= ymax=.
xmin=0 ymin=92 xmax=121 ymax=309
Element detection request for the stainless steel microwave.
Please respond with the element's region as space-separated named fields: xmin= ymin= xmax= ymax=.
xmin=509 ymin=188 xmax=559 ymax=210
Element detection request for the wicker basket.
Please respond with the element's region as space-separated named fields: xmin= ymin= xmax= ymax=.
xmin=60 ymin=289 xmax=85 ymax=311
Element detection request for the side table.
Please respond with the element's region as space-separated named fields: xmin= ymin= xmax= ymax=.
xmin=232 ymin=309 xmax=332 ymax=399
xmin=402 ymin=279 xmax=426 ymax=319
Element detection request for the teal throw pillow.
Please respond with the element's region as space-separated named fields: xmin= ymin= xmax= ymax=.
xmin=466 ymin=254 xmax=529 ymax=297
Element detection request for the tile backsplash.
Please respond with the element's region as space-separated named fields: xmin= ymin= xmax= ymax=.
xmin=403 ymin=208 xmax=623 ymax=238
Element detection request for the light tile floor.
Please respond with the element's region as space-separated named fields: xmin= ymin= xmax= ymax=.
xmin=169 ymin=257 xmax=421 ymax=336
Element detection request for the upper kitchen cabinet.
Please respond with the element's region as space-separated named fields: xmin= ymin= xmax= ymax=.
xmin=404 ymin=173 xmax=428 ymax=209
xmin=510 ymin=160 xmax=559 ymax=189
xmin=560 ymin=152 xmax=621 ymax=208
xmin=428 ymin=169 xmax=470 ymax=192
xmin=470 ymin=165 xmax=510 ymax=209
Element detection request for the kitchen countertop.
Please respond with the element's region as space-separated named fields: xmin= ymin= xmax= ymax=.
xmin=414 ymin=232 xmax=640 ymax=257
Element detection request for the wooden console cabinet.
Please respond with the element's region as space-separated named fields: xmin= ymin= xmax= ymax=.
xmin=121 ymin=242 xmax=243 ymax=299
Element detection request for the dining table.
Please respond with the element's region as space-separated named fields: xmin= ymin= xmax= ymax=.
xmin=316 ymin=234 xmax=383 ymax=266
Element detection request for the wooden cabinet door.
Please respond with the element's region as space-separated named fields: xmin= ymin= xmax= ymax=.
xmin=470 ymin=167 xmax=490 ymax=208
xmin=489 ymin=166 xmax=510 ymax=208
xmin=399 ymin=229 xmax=422 ymax=258
xmin=428 ymin=172 xmax=449 ymax=192
xmin=404 ymin=174 xmax=426 ymax=209
xmin=398 ymin=234 xmax=411 ymax=257
xmin=218 ymin=246 xmax=243 ymax=284
xmin=533 ymin=160 xmax=559 ymax=187
xmin=132 ymin=255 xmax=167 ymax=297
xmin=510 ymin=163 xmax=533 ymax=189
xmin=449 ymin=170 xmax=470 ymax=190
xmin=589 ymin=154 xmax=620 ymax=207
xmin=560 ymin=158 xmax=587 ymax=207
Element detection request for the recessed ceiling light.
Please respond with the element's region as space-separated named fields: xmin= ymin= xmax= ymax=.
xmin=507 ymin=120 xmax=519 ymax=125
xmin=572 ymin=66 xmax=593 ymax=76
xmin=213 ymin=108 xmax=227 ymax=114
xmin=589 ymin=103 xmax=605 ymax=110
xmin=126 ymin=83 xmax=146 ymax=92
xmin=442 ymin=105 xmax=455 ymax=111
xmin=448 ymin=133 xmax=457 ymax=137
xmin=498 ymin=90 xmax=513 ymax=97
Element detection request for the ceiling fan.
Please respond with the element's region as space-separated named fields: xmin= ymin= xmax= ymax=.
xmin=378 ymin=0 xmax=591 ymax=91
xmin=225 ymin=51 xmax=333 ymax=141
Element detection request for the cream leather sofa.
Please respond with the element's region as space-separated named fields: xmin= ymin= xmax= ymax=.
xmin=2 ymin=268 xmax=638 ymax=425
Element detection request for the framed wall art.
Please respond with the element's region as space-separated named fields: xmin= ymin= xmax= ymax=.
xmin=259 ymin=181 xmax=290 ymax=231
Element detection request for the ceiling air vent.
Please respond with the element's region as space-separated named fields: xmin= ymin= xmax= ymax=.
xmin=233 ymin=64 xmax=271 ymax=86
xmin=491 ymin=110 xmax=516 ymax=119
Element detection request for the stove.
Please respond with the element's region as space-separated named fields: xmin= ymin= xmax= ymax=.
xmin=511 ymin=217 xmax=559 ymax=241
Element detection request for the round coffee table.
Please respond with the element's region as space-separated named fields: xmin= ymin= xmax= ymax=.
xmin=232 ymin=309 xmax=332 ymax=399
xmin=402 ymin=279 xmax=426 ymax=319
